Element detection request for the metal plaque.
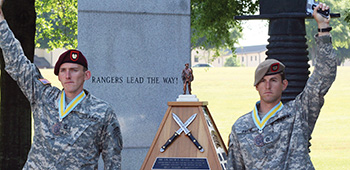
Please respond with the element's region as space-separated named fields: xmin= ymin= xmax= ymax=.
xmin=152 ymin=157 xmax=210 ymax=170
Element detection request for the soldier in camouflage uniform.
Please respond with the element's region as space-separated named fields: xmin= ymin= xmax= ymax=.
xmin=227 ymin=3 xmax=336 ymax=170
xmin=0 ymin=2 xmax=122 ymax=169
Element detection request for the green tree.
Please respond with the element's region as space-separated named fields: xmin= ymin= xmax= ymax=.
xmin=35 ymin=0 xmax=77 ymax=51
xmin=345 ymin=6 xmax=350 ymax=23
xmin=305 ymin=0 xmax=350 ymax=65
xmin=224 ymin=55 xmax=240 ymax=67
xmin=191 ymin=0 xmax=258 ymax=56
xmin=35 ymin=0 xmax=258 ymax=53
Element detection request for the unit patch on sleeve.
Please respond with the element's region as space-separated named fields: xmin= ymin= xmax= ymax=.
xmin=39 ymin=78 xmax=51 ymax=85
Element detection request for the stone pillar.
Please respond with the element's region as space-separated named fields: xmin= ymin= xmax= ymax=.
xmin=78 ymin=1 xmax=190 ymax=169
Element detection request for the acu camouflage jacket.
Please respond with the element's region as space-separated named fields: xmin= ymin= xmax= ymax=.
xmin=0 ymin=20 xmax=123 ymax=170
xmin=227 ymin=34 xmax=336 ymax=170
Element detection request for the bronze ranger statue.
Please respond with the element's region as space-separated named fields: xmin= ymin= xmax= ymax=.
xmin=182 ymin=63 xmax=193 ymax=94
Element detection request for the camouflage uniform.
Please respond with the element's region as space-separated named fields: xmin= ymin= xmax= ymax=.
xmin=0 ymin=20 xmax=123 ymax=170
xmin=227 ymin=35 xmax=336 ymax=170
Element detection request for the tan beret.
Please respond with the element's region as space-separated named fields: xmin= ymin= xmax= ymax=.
xmin=254 ymin=59 xmax=285 ymax=86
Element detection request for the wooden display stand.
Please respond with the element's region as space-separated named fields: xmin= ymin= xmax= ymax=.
xmin=141 ymin=101 xmax=228 ymax=170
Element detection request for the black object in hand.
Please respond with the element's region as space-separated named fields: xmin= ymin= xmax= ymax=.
xmin=312 ymin=4 xmax=330 ymax=18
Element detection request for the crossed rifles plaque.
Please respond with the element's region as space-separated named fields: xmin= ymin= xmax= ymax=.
xmin=160 ymin=113 xmax=204 ymax=153
xmin=141 ymin=101 xmax=227 ymax=170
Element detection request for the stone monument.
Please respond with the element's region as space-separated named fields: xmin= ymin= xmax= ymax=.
xmin=78 ymin=1 xmax=190 ymax=169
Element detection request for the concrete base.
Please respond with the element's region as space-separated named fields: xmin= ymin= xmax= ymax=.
xmin=176 ymin=94 xmax=199 ymax=102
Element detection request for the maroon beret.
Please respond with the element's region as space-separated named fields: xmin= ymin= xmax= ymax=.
xmin=54 ymin=49 xmax=88 ymax=75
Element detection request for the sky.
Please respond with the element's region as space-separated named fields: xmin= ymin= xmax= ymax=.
xmin=236 ymin=20 xmax=269 ymax=47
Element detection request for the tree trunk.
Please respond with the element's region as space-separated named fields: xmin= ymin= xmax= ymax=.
xmin=0 ymin=0 xmax=35 ymax=169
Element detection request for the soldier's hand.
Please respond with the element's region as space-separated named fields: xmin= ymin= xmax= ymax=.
xmin=313 ymin=3 xmax=330 ymax=26
xmin=313 ymin=3 xmax=330 ymax=36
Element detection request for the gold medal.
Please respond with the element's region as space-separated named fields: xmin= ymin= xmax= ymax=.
xmin=252 ymin=101 xmax=283 ymax=131
xmin=58 ymin=90 xmax=86 ymax=121
xmin=252 ymin=102 xmax=283 ymax=147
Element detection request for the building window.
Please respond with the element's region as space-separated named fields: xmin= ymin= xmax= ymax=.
xmin=255 ymin=56 xmax=257 ymax=61
xmin=218 ymin=58 xmax=220 ymax=64
xmin=195 ymin=56 xmax=199 ymax=62
xmin=251 ymin=56 xmax=253 ymax=61
xmin=242 ymin=57 xmax=244 ymax=62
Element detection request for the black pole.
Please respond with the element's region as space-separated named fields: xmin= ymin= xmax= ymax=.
xmin=235 ymin=0 xmax=339 ymax=102
xmin=0 ymin=0 xmax=35 ymax=169
xmin=235 ymin=0 xmax=324 ymax=103
xmin=266 ymin=17 xmax=310 ymax=103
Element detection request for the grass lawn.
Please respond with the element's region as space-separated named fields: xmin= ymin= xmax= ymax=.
xmin=191 ymin=67 xmax=350 ymax=170
xmin=40 ymin=67 xmax=350 ymax=169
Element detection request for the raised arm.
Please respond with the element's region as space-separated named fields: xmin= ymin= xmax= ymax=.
xmin=297 ymin=2 xmax=336 ymax=137
xmin=313 ymin=3 xmax=331 ymax=36
xmin=0 ymin=0 xmax=50 ymax=103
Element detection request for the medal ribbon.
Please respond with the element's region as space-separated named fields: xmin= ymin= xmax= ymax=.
xmin=252 ymin=101 xmax=283 ymax=131
xmin=59 ymin=90 xmax=86 ymax=121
